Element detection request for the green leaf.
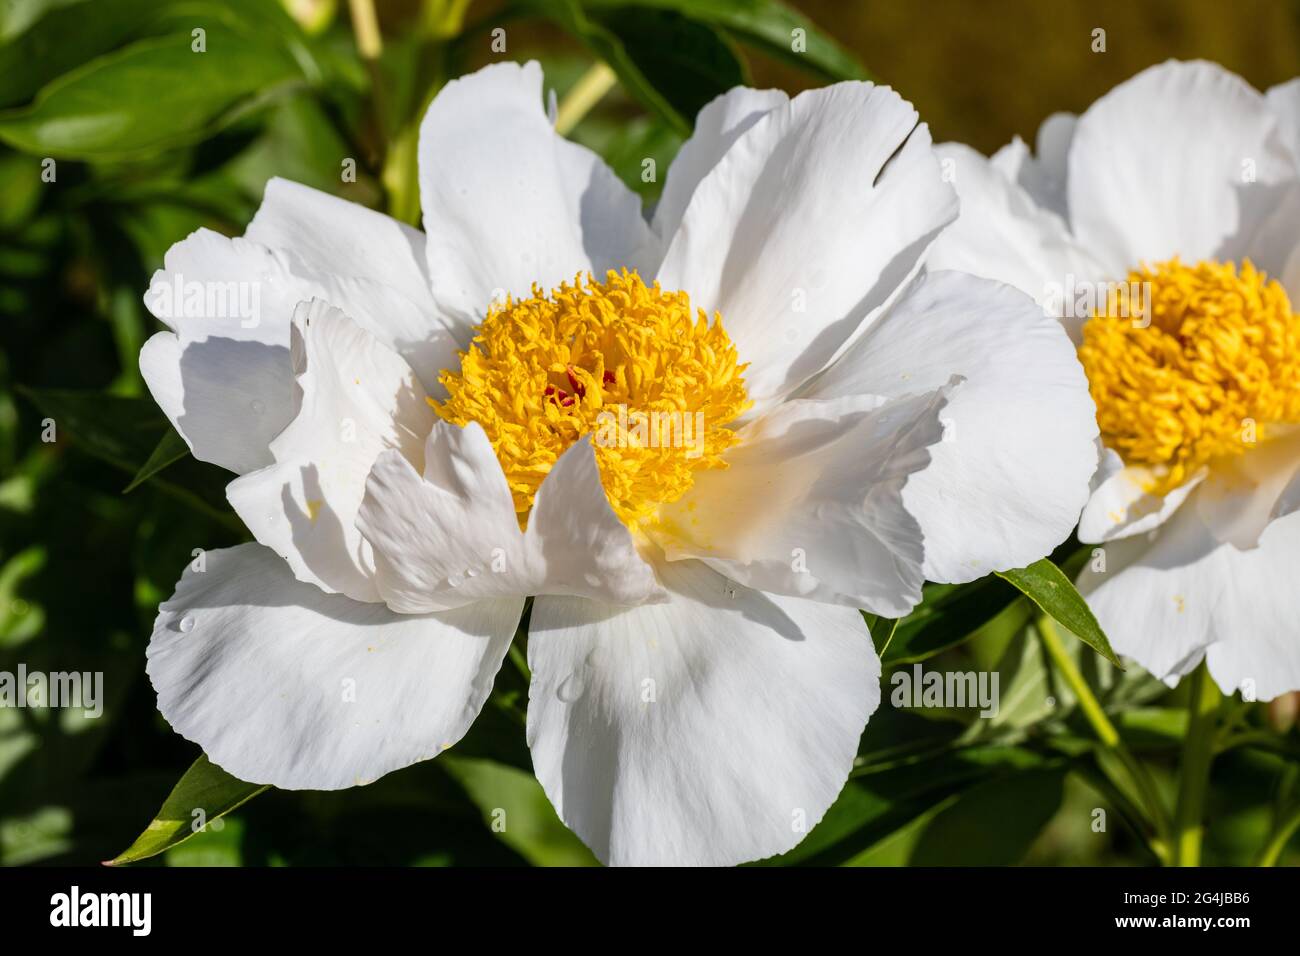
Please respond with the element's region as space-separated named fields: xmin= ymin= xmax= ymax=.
xmin=441 ymin=755 xmax=598 ymax=866
xmin=0 ymin=806 xmax=74 ymax=866
xmin=571 ymin=112 xmax=684 ymax=200
xmin=0 ymin=0 xmax=314 ymax=109
xmin=232 ymin=93 xmax=359 ymax=190
xmin=109 ymin=755 xmax=267 ymax=865
xmin=1111 ymin=707 xmax=1189 ymax=748
xmin=17 ymin=386 xmax=167 ymax=471
xmin=17 ymin=386 xmax=244 ymax=530
xmin=123 ymin=426 xmax=189 ymax=492
xmin=898 ymin=767 xmax=1067 ymax=866
xmin=530 ymin=0 xmax=692 ymax=134
xmin=164 ymin=813 xmax=247 ymax=867
xmin=584 ymin=0 xmax=868 ymax=82
xmin=0 ymin=152 xmax=45 ymax=230
xmin=882 ymin=575 xmax=1027 ymax=665
xmin=594 ymin=7 xmax=747 ymax=123
xmin=0 ymin=27 xmax=305 ymax=158
xmin=779 ymin=745 xmax=1050 ymax=866
xmin=0 ymin=545 xmax=46 ymax=647
xmin=997 ymin=559 xmax=1122 ymax=668
xmin=0 ymin=0 xmax=157 ymax=109
xmin=864 ymin=612 xmax=898 ymax=658
xmin=978 ymin=625 xmax=1055 ymax=731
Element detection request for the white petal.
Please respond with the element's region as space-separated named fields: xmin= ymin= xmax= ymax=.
xmin=650 ymin=86 xmax=788 ymax=245
xmin=526 ymin=559 xmax=879 ymax=866
xmin=141 ymin=207 xmax=457 ymax=474
xmin=1194 ymin=427 xmax=1300 ymax=549
xmin=1077 ymin=501 xmax=1222 ymax=686
xmin=226 ymin=300 xmax=435 ymax=602
xmin=1079 ymin=500 xmax=1300 ymax=700
xmin=139 ymin=329 xmax=290 ymax=476
xmin=245 ymin=178 xmax=462 ymax=389
xmin=1203 ymin=511 xmax=1300 ymax=700
xmin=990 ymin=112 xmax=1076 ymax=220
xmin=655 ymin=82 xmax=958 ymax=409
xmin=148 ymin=544 xmax=523 ymax=789
xmin=654 ymin=387 xmax=951 ymax=617
xmin=1267 ymin=78 xmax=1300 ymax=166
xmin=1267 ymin=79 xmax=1300 ymax=156
xmin=357 ymin=423 xmax=664 ymax=612
xmin=247 ymin=177 xmax=434 ymax=316
xmin=804 ymin=270 xmax=1099 ymax=583
xmin=926 ymin=143 xmax=1106 ymax=335
xmin=140 ymin=231 xmax=308 ymax=474
xmin=1066 ymin=60 xmax=1295 ymax=275
xmin=144 ymin=230 xmax=293 ymax=347
xmin=1078 ymin=447 xmax=1204 ymax=543
xmin=1264 ymin=79 xmax=1300 ymax=300
xmin=418 ymin=61 xmax=653 ymax=331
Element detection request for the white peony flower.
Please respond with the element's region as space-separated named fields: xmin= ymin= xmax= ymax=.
xmin=139 ymin=61 xmax=1097 ymax=865
xmin=928 ymin=59 xmax=1300 ymax=701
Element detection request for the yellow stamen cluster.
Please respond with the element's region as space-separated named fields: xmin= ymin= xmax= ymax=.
xmin=1079 ymin=258 xmax=1300 ymax=495
xmin=432 ymin=269 xmax=750 ymax=530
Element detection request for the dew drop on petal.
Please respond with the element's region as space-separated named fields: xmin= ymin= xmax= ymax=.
xmin=557 ymin=671 xmax=585 ymax=703
xmin=178 ymin=614 xmax=196 ymax=633
xmin=465 ymin=567 xmax=479 ymax=578
xmin=447 ymin=574 xmax=463 ymax=589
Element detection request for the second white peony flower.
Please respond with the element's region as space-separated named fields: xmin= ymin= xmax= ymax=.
xmin=927 ymin=60 xmax=1300 ymax=702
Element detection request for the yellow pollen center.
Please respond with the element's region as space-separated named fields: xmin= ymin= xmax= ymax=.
xmin=1078 ymin=258 xmax=1300 ymax=495
xmin=431 ymin=269 xmax=751 ymax=530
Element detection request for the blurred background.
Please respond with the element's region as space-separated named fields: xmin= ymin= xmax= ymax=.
xmin=1 ymin=0 xmax=1298 ymax=866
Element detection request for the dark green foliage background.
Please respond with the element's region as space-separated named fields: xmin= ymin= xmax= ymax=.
xmin=1 ymin=0 xmax=1298 ymax=866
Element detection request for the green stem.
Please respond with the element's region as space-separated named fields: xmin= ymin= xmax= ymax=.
xmin=1255 ymin=800 xmax=1300 ymax=866
xmin=423 ymin=0 xmax=472 ymax=38
xmin=1038 ymin=616 xmax=1172 ymax=862
xmin=508 ymin=642 xmax=531 ymax=683
xmin=381 ymin=124 xmax=422 ymax=226
xmin=347 ymin=0 xmax=383 ymax=59
xmin=1039 ymin=617 xmax=1119 ymax=745
xmin=1173 ymin=661 xmax=1220 ymax=866
xmin=554 ymin=62 xmax=617 ymax=136
xmin=380 ymin=43 xmax=448 ymax=225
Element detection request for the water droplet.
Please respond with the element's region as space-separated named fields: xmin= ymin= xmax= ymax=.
xmin=179 ymin=614 xmax=196 ymax=633
xmin=557 ymin=671 xmax=586 ymax=703
xmin=465 ymin=567 xmax=479 ymax=578
xmin=447 ymin=574 xmax=463 ymax=589
xmin=250 ymin=399 xmax=265 ymax=415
